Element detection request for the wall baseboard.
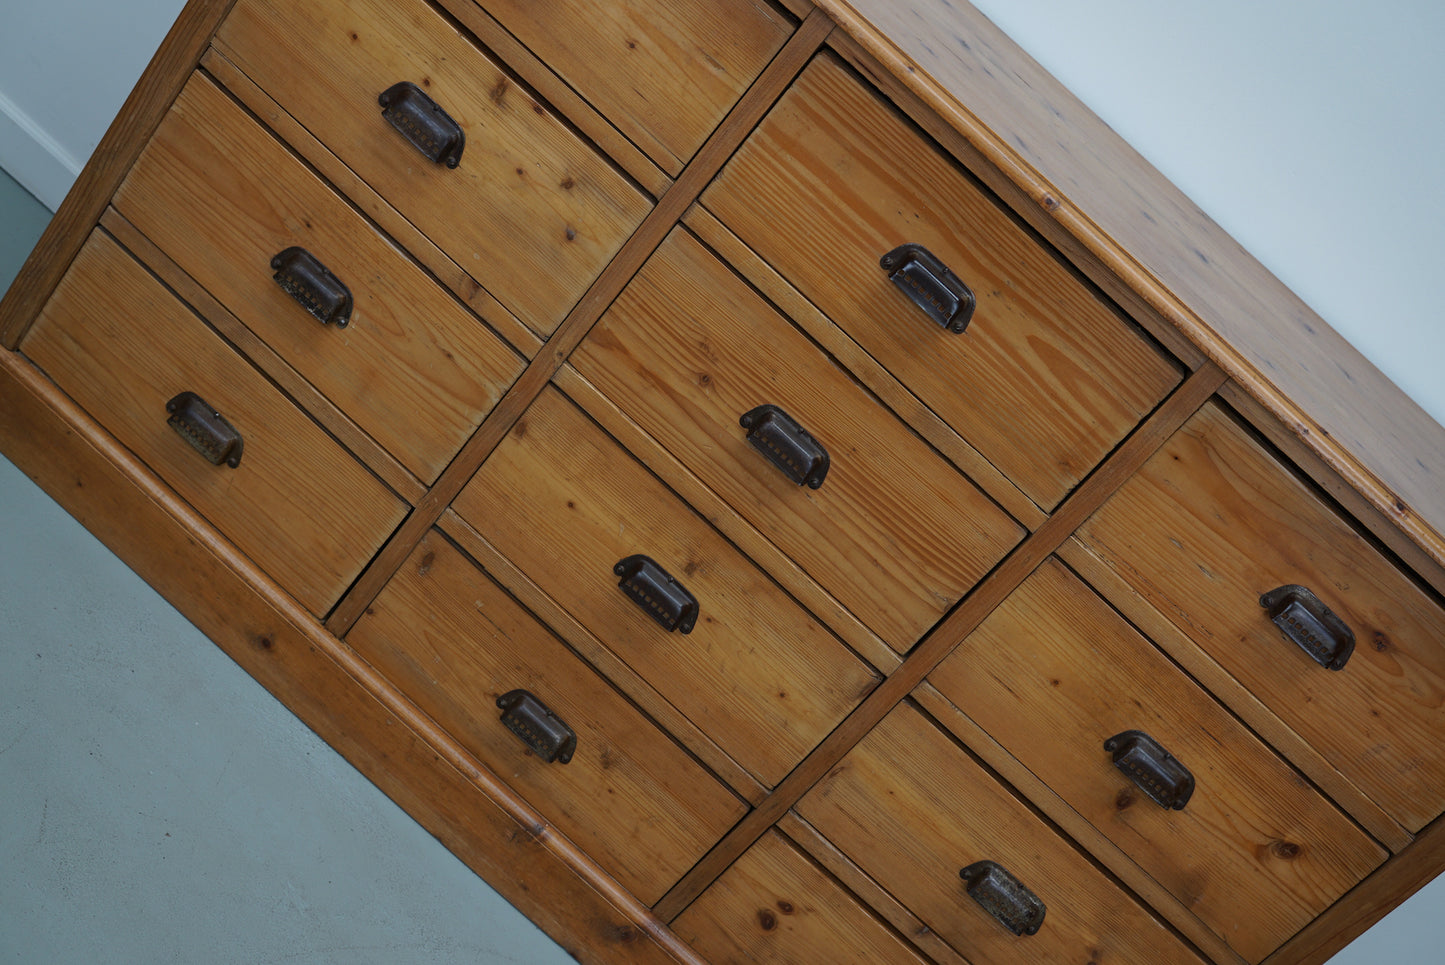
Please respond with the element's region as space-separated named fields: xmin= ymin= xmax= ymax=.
xmin=0 ymin=88 xmax=78 ymax=214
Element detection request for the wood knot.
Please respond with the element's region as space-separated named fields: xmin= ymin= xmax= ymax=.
xmin=757 ymin=910 xmax=777 ymax=931
xmin=1374 ymin=632 xmax=1391 ymax=652
xmin=1115 ymin=787 xmax=1136 ymax=811
xmin=1271 ymin=840 xmax=1302 ymax=860
xmin=251 ymin=634 xmax=275 ymax=651
xmin=776 ymin=900 xmax=795 ymax=915
xmin=416 ymin=551 xmax=435 ymax=576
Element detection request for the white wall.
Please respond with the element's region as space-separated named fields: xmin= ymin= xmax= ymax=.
xmin=0 ymin=0 xmax=185 ymax=210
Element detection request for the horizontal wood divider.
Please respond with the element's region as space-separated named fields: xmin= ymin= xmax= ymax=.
xmin=653 ymin=359 xmax=1228 ymax=922
xmin=322 ymin=7 xmax=836 ymax=637
xmin=0 ymin=0 xmax=240 ymax=348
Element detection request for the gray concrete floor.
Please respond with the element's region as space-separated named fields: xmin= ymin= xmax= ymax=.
xmin=0 ymin=168 xmax=573 ymax=963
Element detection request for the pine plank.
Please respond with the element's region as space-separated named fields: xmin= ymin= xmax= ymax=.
xmin=461 ymin=0 xmax=793 ymax=176
xmin=702 ymin=50 xmax=1182 ymax=510
xmin=798 ymin=703 xmax=1204 ymax=965
xmin=21 ymin=230 xmax=407 ymax=616
xmin=1077 ymin=402 xmax=1445 ymax=832
xmin=672 ymin=830 xmax=931 ymax=964
xmin=215 ymin=0 xmax=652 ymax=335
xmin=348 ymin=532 xmax=749 ymax=905
xmin=453 ymin=386 xmax=881 ymax=789
xmin=572 ymin=226 xmax=1024 ymax=652
xmin=929 ymin=557 xmax=1386 ymax=961
xmin=114 ymin=73 xmax=526 ymax=485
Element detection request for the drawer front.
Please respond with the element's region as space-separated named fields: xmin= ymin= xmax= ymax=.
xmin=114 ymin=73 xmax=525 ymax=485
xmin=475 ymin=0 xmax=791 ymax=174
xmin=21 ymin=231 xmax=407 ymax=615
xmin=673 ymin=830 xmax=929 ymax=964
xmin=929 ymin=558 xmax=1385 ymax=962
xmin=573 ymin=228 xmax=1024 ymax=653
xmin=347 ymin=532 xmax=747 ymax=905
xmin=216 ymin=0 xmax=652 ymax=336
xmin=453 ymin=387 xmax=880 ymax=788
xmin=1077 ymin=402 xmax=1445 ymax=832
xmin=798 ymin=703 xmax=1202 ymax=965
xmin=702 ymin=52 xmax=1181 ymax=510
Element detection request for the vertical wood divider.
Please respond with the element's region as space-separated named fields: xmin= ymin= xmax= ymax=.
xmin=322 ymin=8 xmax=837 ymax=637
xmin=652 ymin=360 xmax=1228 ymax=922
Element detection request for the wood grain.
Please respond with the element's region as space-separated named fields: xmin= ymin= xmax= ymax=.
xmin=199 ymin=44 xmax=544 ymax=361
xmin=672 ymin=830 xmax=930 ymax=964
xmin=1077 ymin=402 xmax=1445 ymax=832
xmin=572 ymin=226 xmax=1024 ymax=652
xmin=777 ymin=812 xmax=972 ymax=965
xmin=702 ymin=50 xmax=1182 ymax=510
xmin=555 ymin=363 xmax=901 ymax=675
xmin=321 ymin=8 xmax=834 ymax=638
xmin=681 ymin=203 xmax=1045 ymax=529
xmin=1058 ymin=535 xmax=1411 ymax=853
xmin=21 ymin=230 xmax=406 ymax=616
xmin=1264 ymin=812 xmax=1445 ymax=965
xmin=465 ymin=0 xmax=793 ymax=176
xmin=653 ymin=361 xmax=1227 ymax=921
xmin=215 ymin=0 xmax=652 ymax=335
xmin=929 ymin=557 xmax=1386 ymax=961
xmin=453 ymin=386 xmax=881 ymax=788
xmin=347 ymin=531 xmax=748 ymax=904
xmin=440 ymin=508 xmax=770 ymax=804
xmin=814 ymin=0 xmax=1445 ymax=571
xmin=0 ymin=345 xmax=703 ymax=965
xmin=99 ymin=206 xmax=427 ymax=506
xmin=798 ymin=703 xmax=1204 ymax=965
xmin=114 ymin=72 xmax=527 ymax=485
xmin=432 ymin=0 xmax=673 ymax=197
xmin=0 ymin=0 xmax=239 ymax=348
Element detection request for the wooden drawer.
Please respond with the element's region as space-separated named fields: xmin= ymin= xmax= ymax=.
xmin=20 ymin=231 xmax=407 ymax=616
xmin=928 ymin=557 xmax=1385 ymax=961
xmin=347 ymin=531 xmax=747 ymax=905
xmin=672 ymin=830 xmax=928 ymax=964
xmin=702 ymin=52 xmax=1181 ymax=510
xmin=572 ymin=227 xmax=1024 ymax=653
xmin=1076 ymin=402 xmax=1445 ymax=833
xmin=452 ymin=386 xmax=881 ymax=788
xmin=215 ymin=0 xmax=652 ymax=336
xmin=471 ymin=0 xmax=791 ymax=175
xmin=114 ymin=73 xmax=525 ymax=485
xmin=798 ymin=702 xmax=1202 ymax=964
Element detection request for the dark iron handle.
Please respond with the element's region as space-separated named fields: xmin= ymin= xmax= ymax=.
xmin=614 ymin=555 xmax=699 ymax=634
xmin=1104 ymin=730 xmax=1195 ymax=810
xmin=880 ymin=243 xmax=976 ymax=334
xmin=496 ymin=689 xmax=576 ymax=764
xmin=271 ymin=247 xmax=353 ymax=328
xmin=739 ymin=404 xmax=830 ymax=489
xmin=378 ymin=81 xmax=465 ymax=168
xmin=165 ymin=391 xmax=243 ymax=468
xmin=959 ymin=860 xmax=1045 ymax=936
xmin=1260 ymin=585 xmax=1355 ymax=671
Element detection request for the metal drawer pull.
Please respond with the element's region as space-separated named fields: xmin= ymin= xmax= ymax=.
xmin=614 ymin=555 xmax=699 ymax=634
xmin=270 ymin=247 xmax=353 ymax=328
xmin=497 ymin=689 xmax=576 ymax=764
xmin=1260 ymin=585 xmax=1355 ymax=671
xmin=1104 ymin=730 xmax=1195 ymax=810
xmin=165 ymin=391 xmax=244 ymax=468
xmin=378 ymin=81 xmax=465 ymax=168
xmin=880 ymin=243 xmax=976 ymax=334
xmin=959 ymin=860 xmax=1045 ymax=936
xmin=739 ymin=404 xmax=830 ymax=489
